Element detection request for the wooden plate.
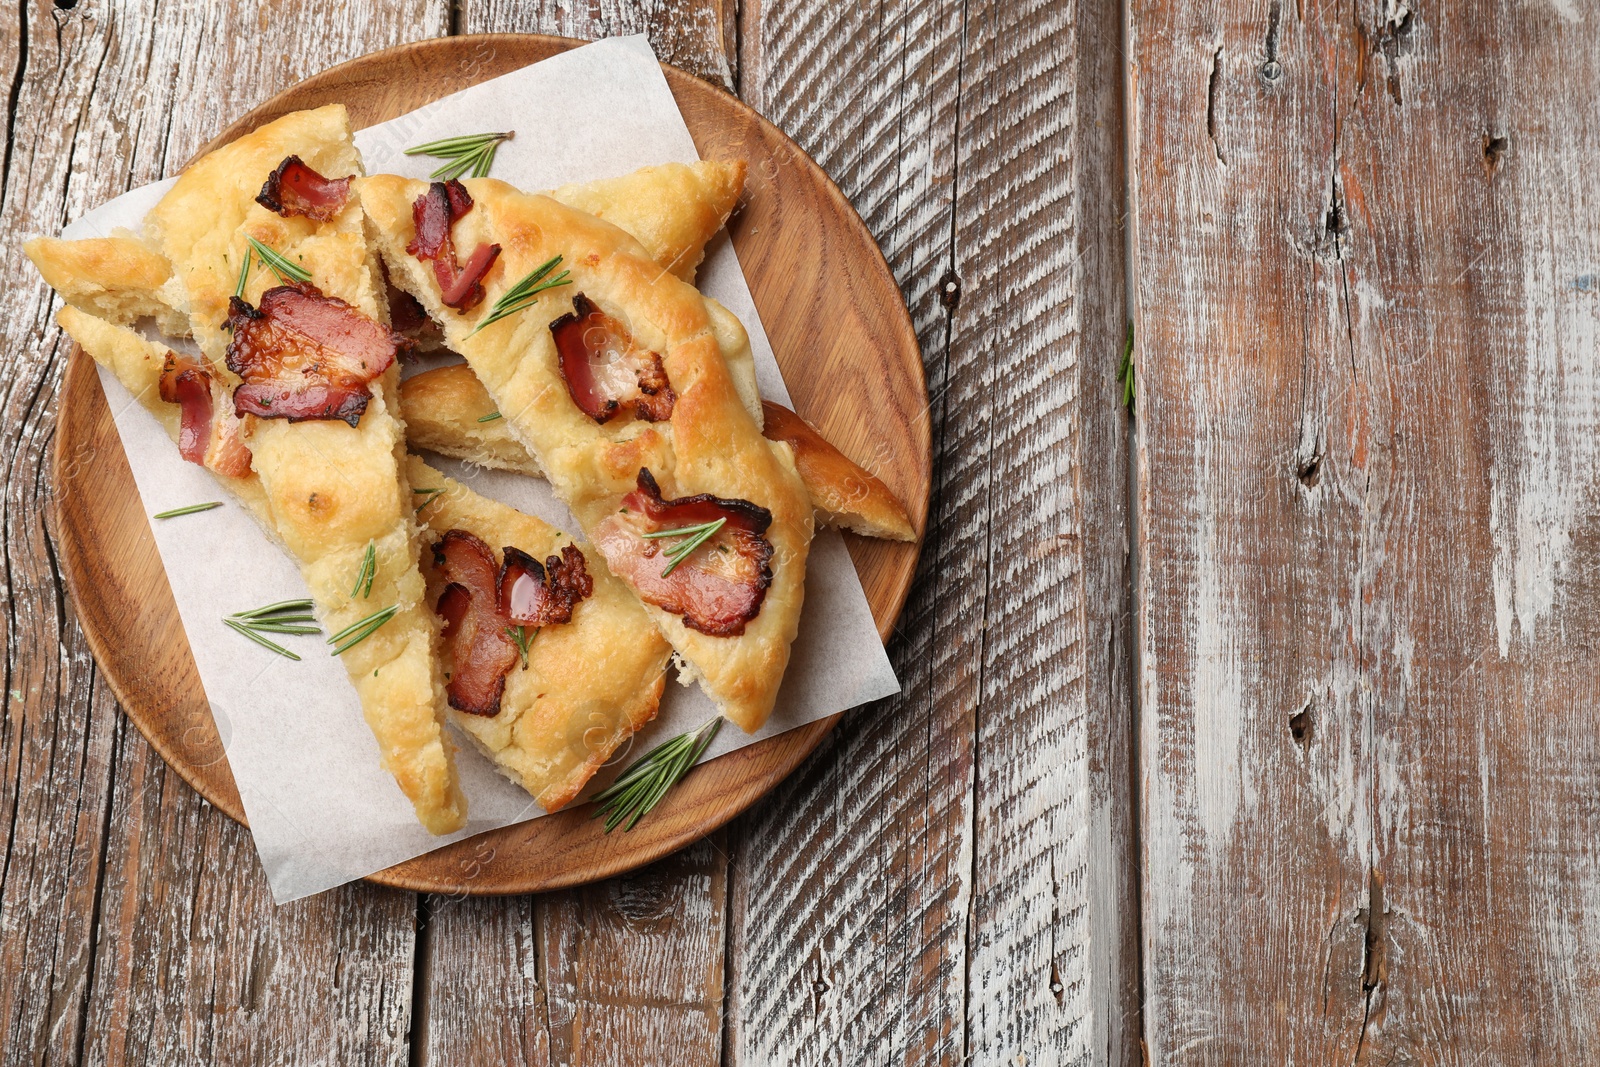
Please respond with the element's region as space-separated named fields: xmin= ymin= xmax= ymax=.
xmin=52 ymin=35 xmax=928 ymax=895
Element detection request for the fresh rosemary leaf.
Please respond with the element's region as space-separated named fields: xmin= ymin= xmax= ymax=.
xmin=233 ymin=248 xmax=252 ymax=298
xmin=413 ymin=486 xmax=446 ymax=514
xmin=233 ymin=598 xmax=314 ymax=620
xmin=328 ymin=605 xmax=399 ymax=655
xmin=153 ymin=501 xmax=223 ymax=519
xmin=405 ymin=131 xmax=513 ymax=181
xmin=471 ymin=255 xmax=572 ymax=334
xmin=641 ymin=518 xmax=727 ymax=577
xmin=476 ymin=411 xmax=503 ymax=423
xmin=223 ymin=617 xmax=301 ymax=661
xmin=505 ymin=625 xmax=538 ymax=670
xmin=352 ymin=540 xmax=377 ymax=598
xmin=590 ymin=717 xmax=723 ymax=832
xmin=246 ymin=236 xmax=312 ymax=285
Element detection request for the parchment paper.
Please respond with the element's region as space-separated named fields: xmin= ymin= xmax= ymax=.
xmin=60 ymin=36 xmax=900 ymax=903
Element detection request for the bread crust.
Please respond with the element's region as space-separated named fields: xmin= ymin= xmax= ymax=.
xmin=361 ymin=174 xmax=813 ymax=732
xmin=548 ymin=160 xmax=745 ymax=283
xmin=136 ymin=106 xmax=463 ymax=834
xmin=410 ymin=456 xmax=670 ymax=810
xmin=401 ymin=363 xmax=914 ymax=541
xmin=759 ymin=401 xmax=916 ymax=541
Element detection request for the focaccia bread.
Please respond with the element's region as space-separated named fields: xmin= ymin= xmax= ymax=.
xmin=408 ymin=456 xmax=670 ymax=810
xmin=548 ymin=160 xmax=744 ymax=283
xmin=402 ymin=364 xmax=915 ymax=541
xmin=360 ymin=174 xmax=814 ymax=732
xmin=39 ymin=105 xmax=466 ymax=834
xmin=550 ymin=161 xmax=760 ymax=418
xmin=23 ymin=234 xmax=189 ymax=336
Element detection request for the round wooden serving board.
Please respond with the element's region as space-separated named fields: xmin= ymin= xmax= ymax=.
xmin=53 ymin=35 xmax=928 ymax=895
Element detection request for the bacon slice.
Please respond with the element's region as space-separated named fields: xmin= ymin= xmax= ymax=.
xmin=225 ymin=283 xmax=403 ymax=427
xmin=433 ymin=532 xmax=595 ymax=715
xmin=156 ymin=353 xmax=255 ymax=476
xmin=158 ymin=353 xmax=214 ymax=465
xmin=407 ymin=180 xmax=501 ymax=312
xmin=592 ymin=469 xmax=772 ymax=637
xmin=205 ymin=400 xmax=254 ymax=478
xmin=551 ymin=293 xmax=676 ymax=423
xmin=255 ymin=155 xmax=353 ymax=221
xmin=500 ymin=543 xmax=593 ymax=628
xmin=433 ymin=530 xmax=521 ymax=716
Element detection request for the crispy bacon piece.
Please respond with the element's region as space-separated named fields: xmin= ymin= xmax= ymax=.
xmin=433 ymin=531 xmax=520 ymax=716
xmin=157 ymin=353 xmax=254 ymax=476
xmin=158 ymin=353 xmax=214 ymax=465
xmin=225 ymin=283 xmax=403 ymax=427
xmin=433 ymin=531 xmax=595 ymax=716
xmin=255 ymin=155 xmax=353 ymax=221
xmin=551 ymin=293 xmax=676 ymax=423
xmin=407 ymin=180 xmax=501 ymax=312
xmin=500 ymin=543 xmax=593 ymax=628
xmin=592 ymin=469 xmax=772 ymax=637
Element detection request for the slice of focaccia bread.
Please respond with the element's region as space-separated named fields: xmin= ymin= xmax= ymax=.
xmin=130 ymin=105 xmax=462 ymax=833
xmin=408 ymin=456 xmax=671 ymax=810
xmin=24 ymin=234 xmax=189 ymax=336
xmin=401 ymin=364 xmax=915 ymax=541
xmin=548 ymin=160 xmax=744 ymax=283
xmin=360 ymin=175 xmax=813 ymax=732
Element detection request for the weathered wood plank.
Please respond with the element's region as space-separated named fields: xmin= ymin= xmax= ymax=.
xmin=461 ymin=0 xmax=738 ymax=90
xmin=415 ymin=10 xmax=742 ymax=1067
xmin=0 ymin=2 xmax=448 ymax=1064
xmin=1057 ymin=0 xmax=1138 ymax=1059
xmin=1133 ymin=0 xmax=1600 ymax=1059
xmin=420 ymin=835 xmax=731 ymax=1065
xmin=726 ymin=0 xmax=969 ymax=1061
xmin=730 ymin=0 xmax=1132 ymax=1061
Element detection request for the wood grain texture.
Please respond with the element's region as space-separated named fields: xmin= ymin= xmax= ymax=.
xmin=461 ymin=0 xmax=739 ymax=89
xmin=0 ymin=2 xmax=445 ymax=1065
xmin=1132 ymin=0 xmax=1600 ymax=1060
xmin=729 ymin=0 xmax=1133 ymax=1062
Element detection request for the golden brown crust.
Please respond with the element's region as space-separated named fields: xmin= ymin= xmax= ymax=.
xmin=409 ymin=456 xmax=670 ymax=811
xmin=24 ymin=235 xmax=189 ymax=336
xmin=142 ymin=106 xmax=464 ymax=834
xmin=361 ymin=174 xmax=813 ymax=732
xmin=548 ymin=160 xmax=745 ymax=283
xmin=760 ymin=401 xmax=916 ymax=542
xmin=401 ymin=363 xmax=914 ymax=541
xmin=400 ymin=364 xmax=544 ymax=474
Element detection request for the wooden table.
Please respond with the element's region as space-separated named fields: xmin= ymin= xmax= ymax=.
xmin=3 ymin=0 xmax=1592 ymax=1062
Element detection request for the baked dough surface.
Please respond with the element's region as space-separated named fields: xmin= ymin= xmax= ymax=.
xmin=410 ymin=457 xmax=670 ymax=810
xmin=65 ymin=105 xmax=467 ymax=834
xmin=403 ymin=363 xmax=914 ymax=541
xmin=361 ymin=175 xmax=813 ymax=732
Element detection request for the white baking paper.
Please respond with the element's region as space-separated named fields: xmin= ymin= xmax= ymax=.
xmin=61 ymin=36 xmax=900 ymax=903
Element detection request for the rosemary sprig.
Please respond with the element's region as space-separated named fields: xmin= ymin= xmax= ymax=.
xmin=153 ymin=501 xmax=223 ymax=519
xmin=641 ymin=517 xmax=726 ymax=577
xmin=223 ymin=598 xmax=320 ymax=660
xmin=477 ymin=411 xmax=503 ymax=422
xmin=352 ymin=540 xmax=377 ymax=598
xmin=233 ymin=236 xmax=313 ymax=298
xmin=590 ymin=717 xmax=723 ymax=832
xmin=1118 ymin=320 xmax=1136 ymax=411
xmin=404 ymin=131 xmax=514 ymax=181
xmin=506 ymin=625 xmax=537 ymax=670
xmin=413 ymin=486 xmax=446 ymax=514
xmin=471 ymin=255 xmax=572 ymax=335
xmin=328 ymin=604 xmax=398 ymax=655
